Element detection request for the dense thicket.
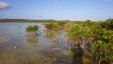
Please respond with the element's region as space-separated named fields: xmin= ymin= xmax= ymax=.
xmin=45 ymin=19 xmax=113 ymax=63
xmin=101 ymin=19 xmax=113 ymax=30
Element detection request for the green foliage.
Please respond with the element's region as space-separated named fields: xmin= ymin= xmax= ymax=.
xmin=56 ymin=21 xmax=67 ymax=28
xmin=86 ymin=20 xmax=91 ymax=22
xmin=101 ymin=19 xmax=113 ymax=30
xmin=92 ymin=28 xmax=113 ymax=60
xmin=45 ymin=23 xmax=62 ymax=39
xmin=26 ymin=25 xmax=39 ymax=32
xmin=67 ymin=24 xmax=92 ymax=39
xmin=45 ymin=23 xmax=60 ymax=31
xmin=65 ymin=19 xmax=113 ymax=61
xmin=46 ymin=34 xmax=55 ymax=39
xmin=44 ymin=19 xmax=113 ymax=61
xmin=45 ymin=23 xmax=54 ymax=30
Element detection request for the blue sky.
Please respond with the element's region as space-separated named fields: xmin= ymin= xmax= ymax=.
xmin=0 ymin=0 xmax=113 ymax=21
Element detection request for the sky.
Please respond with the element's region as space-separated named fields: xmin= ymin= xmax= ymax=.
xmin=0 ymin=0 xmax=113 ymax=21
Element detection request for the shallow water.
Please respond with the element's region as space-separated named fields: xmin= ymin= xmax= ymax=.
xmin=0 ymin=23 xmax=71 ymax=64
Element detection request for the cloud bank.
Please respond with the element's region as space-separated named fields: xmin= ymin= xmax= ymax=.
xmin=0 ymin=1 xmax=10 ymax=9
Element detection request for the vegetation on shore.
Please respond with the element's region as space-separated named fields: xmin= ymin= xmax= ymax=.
xmin=0 ymin=19 xmax=71 ymax=23
xmin=1 ymin=18 xmax=113 ymax=63
xmin=44 ymin=19 xmax=113 ymax=64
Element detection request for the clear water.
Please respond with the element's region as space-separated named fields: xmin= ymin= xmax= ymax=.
xmin=0 ymin=23 xmax=70 ymax=64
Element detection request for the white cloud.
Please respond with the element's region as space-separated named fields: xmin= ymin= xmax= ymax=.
xmin=0 ymin=1 xmax=10 ymax=9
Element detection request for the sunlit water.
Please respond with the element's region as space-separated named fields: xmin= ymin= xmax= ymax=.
xmin=0 ymin=23 xmax=71 ymax=64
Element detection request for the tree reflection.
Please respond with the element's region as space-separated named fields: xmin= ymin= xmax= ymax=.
xmin=18 ymin=26 xmax=22 ymax=35
xmin=71 ymin=43 xmax=84 ymax=64
xmin=26 ymin=34 xmax=39 ymax=48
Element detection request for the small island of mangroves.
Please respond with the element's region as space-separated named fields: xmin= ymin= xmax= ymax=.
xmin=0 ymin=19 xmax=113 ymax=64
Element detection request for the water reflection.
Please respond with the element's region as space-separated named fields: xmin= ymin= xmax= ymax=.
xmin=0 ymin=33 xmax=11 ymax=49
xmin=18 ymin=26 xmax=22 ymax=35
xmin=0 ymin=23 xmax=92 ymax=64
xmin=0 ymin=33 xmax=11 ymax=43
xmin=25 ymin=33 xmax=39 ymax=48
xmin=71 ymin=43 xmax=84 ymax=64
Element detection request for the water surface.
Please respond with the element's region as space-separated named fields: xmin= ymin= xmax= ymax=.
xmin=0 ymin=23 xmax=70 ymax=64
